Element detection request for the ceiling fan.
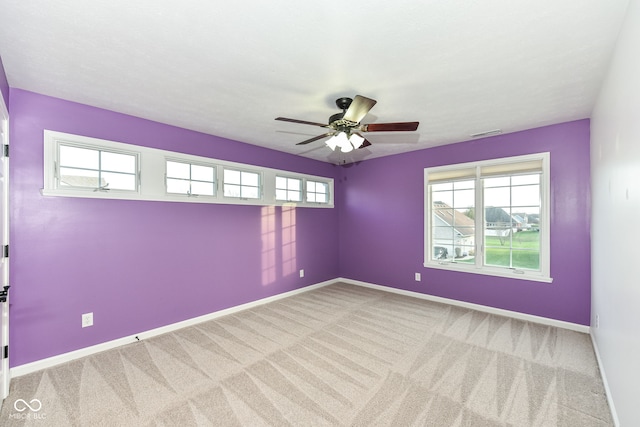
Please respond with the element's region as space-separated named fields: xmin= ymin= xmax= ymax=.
xmin=275 ymin=95 xmax=419 ymax=153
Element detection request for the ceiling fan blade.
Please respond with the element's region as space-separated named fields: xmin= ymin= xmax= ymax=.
xmin=296 ymin=132 xmax=335 ymax=145
xmin=275 ymin=117 xmax=329 ymax=128
xmin=360 ymin=139 xmax=372 ymax=149
xmin=343 ymin=95 xmax=377 ymax=123
xmin=362 ymin=122 xmax=419 ymax=132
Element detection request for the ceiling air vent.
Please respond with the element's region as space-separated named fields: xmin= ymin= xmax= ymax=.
xmin=470 ymin=129 xmax=502 ymax=138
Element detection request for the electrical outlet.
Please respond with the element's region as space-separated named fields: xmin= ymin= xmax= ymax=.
xmin=415 ymin=272 xmax=421 ymax=281
xmin=595 ymin=314 xmax=600 ymax=328
xmin=82 ymin=312 xmax=93 ymax=328
xmin=299 ymin=269 xmax=304 ymax=278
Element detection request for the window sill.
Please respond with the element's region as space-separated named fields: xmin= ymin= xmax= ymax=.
xmin=424 ymin=262 xmax=553 ymax=283
xmin=40 ymin=188 xmax=334 ymax=208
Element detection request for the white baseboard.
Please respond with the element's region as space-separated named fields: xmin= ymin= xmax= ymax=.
xmin=590 ymin=333 xmax=619 ymax=426
xmin=10 ymin=279 xmax=335 ymax=378
xmin=11 ymin=277 xmax=591 ymax=377
xmin=339 ymin=278 xmax=591 ymax=334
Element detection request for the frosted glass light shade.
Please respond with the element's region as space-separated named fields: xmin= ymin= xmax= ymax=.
xmin=349 ymin=133 xmax=365 ymax=149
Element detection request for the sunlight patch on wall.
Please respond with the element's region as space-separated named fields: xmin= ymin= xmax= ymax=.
xmin=261 ymin=206 xmax=276 ymax=285
xmin=282 ymin=206 xmax=297 ymax=277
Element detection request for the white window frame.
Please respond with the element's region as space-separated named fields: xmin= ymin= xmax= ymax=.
xmin=222 ymin=167 xmax=262 ymax=200
xmin=165 ymin=158 xmax=217 ymax=198
xmin=424 ymin=152 xmax=552 ymax=283
xmin=275 ymin=175 xmax=303 ymax=202
xmin=55 ymin=142 xmax=140 ymax=194
xmin=42 ymin=130 xmax=334 ymax=208
xmin=306 ymin=180 xmax=331 ymax=204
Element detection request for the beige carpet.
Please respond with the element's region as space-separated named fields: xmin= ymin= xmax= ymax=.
xmin=0 ymin=283 xmax=612 ymax=426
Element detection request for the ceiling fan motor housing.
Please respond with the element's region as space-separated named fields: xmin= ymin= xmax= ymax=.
xmin=335 ymin=97 xmax=353 ymax=110
xmin=329 ymin=97 xmax=355 ymax=128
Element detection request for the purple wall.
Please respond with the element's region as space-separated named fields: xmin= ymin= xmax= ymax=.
xmin=9 ymin=89 xmax=340 ymax=366
xmin=8 ymin=86 xmax=592 ymax=368
xmin=0 ymin=55 xmax=8 ymax=109
xmin=338 ymin=120 xmax=592 ymax=325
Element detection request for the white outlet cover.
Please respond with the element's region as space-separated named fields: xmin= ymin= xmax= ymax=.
xmin=82 ymin=312 xmax=93 ymax=328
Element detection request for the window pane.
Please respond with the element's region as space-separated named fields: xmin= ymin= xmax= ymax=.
xmin=167 ymin=161 xmax=190 ymax=179
xmin=167 ymin=178 xmax=190 ymax=194
xmin=432 ymin=189 xmax=453 ymax=206
xmin=307 ymin=181 xmax=328 ymax=203
xmin=102 ymin=171 xmax=136 ymax=191
xmin=60 ymin=145 xmax=99 ymax=169
xmin=512 ymin=174 xmax=539 ymax=186
xmin=224 ymin=169 xmax=241 ymax=184
xmin=288 ymin=178 xmax=301 ymax=191
xmin=513 ymin=250 xmax=540 ymax=270
xmin=102 ymin=151 xmax=136 ymax=173
xmin=191 ymin=164 xmax=214 ymax=182
xmin=454 ymin=245 xmax=475 ymax=263
xmin=287 ymin=190 xmax=301 ymax=201
xmin=224 ymin=184 xmax=241 ymax=197
xmin=306 ymin=181 xmax=316 ymax=193
xmin=512 ymin=229 xmax=540 ymax=249
xmin=241 ymin=171 xmax=259 ymax=187
xmin=276 ymin=177 xmax=302 ymax=201
xmin=512 ymin=185 xmax=539 ymax=207
xmin=59 ymin=168 xmax=100 ymax=187
xmin=484 ymin=186 xmax=510 ymax=207
xmin=241 ymin=186 xmax=259 ymax=199
xmin=452 ymin=189 xmax=474 ymax=209
xmin=432 ymin=191 xmax=476 ymax=264
xmin=484 ymin=176 xmax=510 ymax=188
xmin=485 ymin=245 xmax=511 ymax=268
xmin=453 ymin=180 xmax=474 ymax=190
xmin=431 ymin=182 xmax=452 ymax=192
xmin=191 ymin=181 xmax=214 ymax=196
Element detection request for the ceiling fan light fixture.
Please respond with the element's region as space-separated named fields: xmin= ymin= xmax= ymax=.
xmin=336 ymin=132 xmax=353 ymax=153
xmin=325 ymin=134 xmax=340 ymax=150
xmin=326 ymin=132 xmax=353 ymax=152
xmin=349 ymin=133 xmax=365 ymax=149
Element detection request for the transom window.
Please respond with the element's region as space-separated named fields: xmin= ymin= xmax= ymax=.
xmin=424 ymin=153 xmax=550 ymax=282
xmin=166 ymin=160 xmax=216 ymax=197
xmin=58 ymin=144 xmax=137 ymax=191
xmin=306 ymin=180 xmax=329 ymax=203
xmin=275 ymin=176 xmax=302 ymax=202
xmin=223 ymin=168 xmax=261 ymax=199
xmin=44 ymin=130 xmax=333 ymax=207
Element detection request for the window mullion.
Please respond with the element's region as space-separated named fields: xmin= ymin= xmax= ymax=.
xmin=98 ymin=150 xmax=103 ymax=190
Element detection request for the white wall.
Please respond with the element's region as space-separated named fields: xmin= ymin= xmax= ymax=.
xmin=591 ymin=1 xmax=640 ymax=425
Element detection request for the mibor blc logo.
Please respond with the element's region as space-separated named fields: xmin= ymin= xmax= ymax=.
xmin=14 ymin=398 xmax=42 ymax=412
xmin=10 ymin=398 xmax=46 ymax=420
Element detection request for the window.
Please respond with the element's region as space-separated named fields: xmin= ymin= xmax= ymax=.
xmin=58 ymin=144 xmax=137 ymax=192
xmin=275 ymin=176 xmax=302 ymax=202
xmin=424 ymin=153 xmax=551 ymax=282
xmin=223 ymin=168 xmax=261 ymax=199
xmin=43 ymin=130 xmax=333 ymax=208
xmin=306 ymin=180 xmax=329 ymax=203
xmin=166 ymin=160 xmax=216 ymax=197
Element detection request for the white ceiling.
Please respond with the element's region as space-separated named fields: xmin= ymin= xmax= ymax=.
xmin=0 ymin=1 xmax=629 ymax=164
